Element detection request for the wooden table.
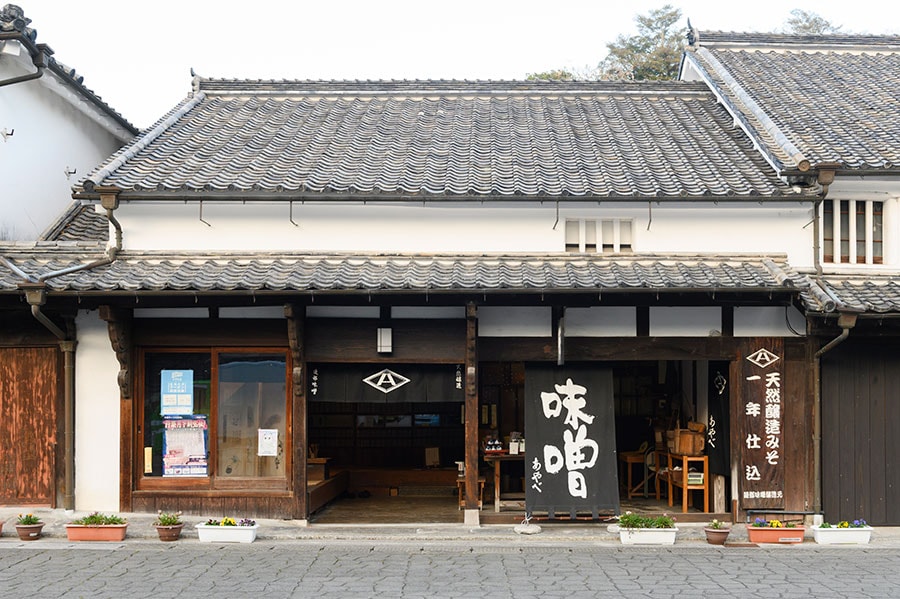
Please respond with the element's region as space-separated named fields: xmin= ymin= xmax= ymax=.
xmin=483 ymin=453 xmax=525 ymax=512
xmin=618 ymin=451 xmax=648 ymax=499
xmin=664 ymin=452 xmax=709 ymax=513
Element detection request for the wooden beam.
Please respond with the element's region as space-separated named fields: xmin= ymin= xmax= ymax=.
xmin=99 ymin=306 xmax=134 ymax=512
xmin=285 ymin=304 xmax=308 ymax=519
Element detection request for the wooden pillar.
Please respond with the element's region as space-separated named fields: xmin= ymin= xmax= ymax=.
xmin=285 ymin=304 xmax=308 ymax=520
xmin=464 ymin=302 xmax=479 ymax=512
xmin=99 ymin=306 xmax=134 ymax=513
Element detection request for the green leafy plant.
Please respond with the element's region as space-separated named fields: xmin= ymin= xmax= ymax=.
xmin=205 ymin=517 xmax=256 ymax=527
xmin=820 ymin=519 xmax=867 ymax=529
xmin=16 ymin=513 xmax=41 ymax=525
xmin=617 ymin=511 xmax=675 ymax=529
xmin=154 ymin=511 xmax=183 ymax=526
xmin=708 ymin=518 xmax=728 ymax=529
xmin=69 ymin=512 xmax=127 ymax=526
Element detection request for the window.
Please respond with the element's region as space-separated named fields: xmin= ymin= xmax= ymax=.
xmin=822 ymin=199 xmax=883 ymax=264
xmin=139 ymin=349 xmax=289 ymax=489
xmin=565 ymin=218 xmax=632 ymax=254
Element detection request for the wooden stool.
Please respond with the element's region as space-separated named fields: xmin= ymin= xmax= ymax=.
xmin=457 ymin=477 xmax=485 ymax=510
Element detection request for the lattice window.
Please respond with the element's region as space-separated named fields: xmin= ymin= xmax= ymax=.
xmin=565 ymin=219 xmax=633 ymax=254
xmin=822 ymin=199 xmax=883 ymax=264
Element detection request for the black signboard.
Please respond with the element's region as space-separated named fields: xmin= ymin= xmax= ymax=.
xmin=309 ymin=364 xmax=464 ymax=403
xmin=524 ymin=365 xmax=618 ymax=519
xmin=707 ymin=361 xmax=731 ymax=476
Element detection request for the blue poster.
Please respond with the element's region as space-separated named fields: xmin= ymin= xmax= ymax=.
xmin=161 ymin=369 xmax=194 ymax=415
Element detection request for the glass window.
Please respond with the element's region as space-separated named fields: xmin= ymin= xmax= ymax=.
xmin=140 ymin=349 xmax=288 ymax=487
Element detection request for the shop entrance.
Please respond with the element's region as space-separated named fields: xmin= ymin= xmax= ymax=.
xmin=307 ymin=363 xmax=466 ymax=523
xmin=479 ymin=360 xmax=731 ymax=520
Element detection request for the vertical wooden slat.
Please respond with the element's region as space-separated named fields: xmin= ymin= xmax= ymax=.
xmin=100 ymin=306 xmax=134 ymax=512
xmin=868 ymin=351 xmax=886 ymax=523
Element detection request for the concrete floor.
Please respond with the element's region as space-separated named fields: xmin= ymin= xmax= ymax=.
xmin=309 ymin=492 xmax=709 ymax=524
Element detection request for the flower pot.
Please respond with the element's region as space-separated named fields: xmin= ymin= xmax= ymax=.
xmin=65 ymin=524 xmax=128 ymax=542
xmin=747 ymin=526 xmax=805 ymax=544
xmin=618 ymin=527 xmax=678 ymax=545
xmin=155 ymin=523 xmax=184 ymax=542
xmin=196 ymin=523 xmax=258 ymax=543
xmin=811 ymin=525 xmax=872 ymax=545
xmin=704 ymin=527 xmax=731 ymax=545
xmin=15 ymin=523 xmax=44 ymax=541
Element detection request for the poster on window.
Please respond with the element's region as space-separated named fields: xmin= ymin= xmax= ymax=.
xmin=160 ymin=369 xmax=194 ymax=415
xmin=739 ymin=339 xmax=784 ymax=509
xmin=162 ymin=415 xmax=208 ymax=477
xmin=524 ymin=365 xmax=618 ymax=519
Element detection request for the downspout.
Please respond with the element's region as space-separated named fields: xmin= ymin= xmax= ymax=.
xmin=5 ymin=190 xmax=122 ymax=511
xmin=810 ymin=166 xmax=839 ymax=515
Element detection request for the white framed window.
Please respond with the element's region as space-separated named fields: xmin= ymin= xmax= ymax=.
xmin=821 ymin=199 xmax=883 ymax=264
xmin=565 ymin=218 xmax=633 ymax=254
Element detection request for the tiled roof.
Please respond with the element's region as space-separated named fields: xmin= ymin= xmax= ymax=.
xmin=77 ymin=80 xmax=809 ymax=201
xmin=0 ymin=250 xmax=804 ymax=296
xmin=685 ymin=31 xmax=900 ymax=173
xmin=39 ymin=203 xmax=109 ymax=243
xmin=804 ymin=276 xmax=900 ymax=314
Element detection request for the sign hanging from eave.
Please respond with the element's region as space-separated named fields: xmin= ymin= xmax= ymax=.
xmin=308 ymin=363 xmax=464 ymax=403
xmin=524 ymin=365 xmax=619 ymax=520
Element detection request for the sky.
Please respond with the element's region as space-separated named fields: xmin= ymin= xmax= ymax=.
xmin=16 ymin=1 xmax=900 ymax=129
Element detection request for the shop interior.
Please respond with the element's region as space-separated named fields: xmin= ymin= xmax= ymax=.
xmin=310 ymin=360 xmax=728 ymax=524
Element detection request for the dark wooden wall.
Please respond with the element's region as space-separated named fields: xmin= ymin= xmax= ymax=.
xmin=0 ymin=347 xmax=60 ymax=506
xmin=822 ymin=340 xmax=900 ymax=525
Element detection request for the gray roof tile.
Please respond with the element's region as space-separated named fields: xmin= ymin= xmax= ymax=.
xmin=0 ymin=250 xmax=803 ymax=296
xmin=687 ymin=32 xmax=900 ymax=173
xmin=803 ymin=276 xmax=900 ymax=314
xmin=78 ymin=80 xmax=807 ymax=200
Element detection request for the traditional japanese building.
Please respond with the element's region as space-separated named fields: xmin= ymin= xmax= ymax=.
xmin=2 ymin=18 xmax=898 ymax=526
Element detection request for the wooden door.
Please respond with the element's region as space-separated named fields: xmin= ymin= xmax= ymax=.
xmin=0 ymin=347 xmax=59 ymax=505
xmin=821 ymin=340 xmax=900 ymax=525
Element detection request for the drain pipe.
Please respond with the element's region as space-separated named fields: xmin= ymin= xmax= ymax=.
xmin=20 ymin=283 xmax=76 ymax=510
xmin=4 ymin=190 xmax=123 ymax=511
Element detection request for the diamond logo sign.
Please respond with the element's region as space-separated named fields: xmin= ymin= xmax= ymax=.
xmin=363 ymin=369 xmax=411 ymax=394
xmin=746 ymin=348 xmax=780 ymax=369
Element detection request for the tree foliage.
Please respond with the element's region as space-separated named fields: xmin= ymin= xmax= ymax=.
xmin=783 ymin=9 xmax=842 ymax=35
xmin=596 ymin=4 xmax=686 ymax=81
xmin=526 ymin=69 xmax=575 ymax=81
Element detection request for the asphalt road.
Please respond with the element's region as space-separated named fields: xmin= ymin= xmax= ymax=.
xmin=0 ymin=539 xmax=896 ymax=598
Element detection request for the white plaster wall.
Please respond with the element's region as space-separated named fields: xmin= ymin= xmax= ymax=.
xmin=734 ymin=306 xmax=806 ymax=337
xmin=114 ymin=201 xmax=815 ymax=265
xmin=74 ymin=310 xmax=122 ymax=511
xmin=650 ymin=307 xmax=722 ymax=337
xmin=478 ymin=306 xmax=551 ymax=336
xmin=0 ymin=51 xmax=127 ymax=240
xmin=564 ymin=306 xmax=636 ymax=336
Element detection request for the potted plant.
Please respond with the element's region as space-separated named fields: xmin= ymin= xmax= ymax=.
xmin=15 ymin=513 xmax=44 ymax=541
xmin=811 ymin=519 xmax=872 ymax=545
xmin=153 ymin=510 xmax=184 ymax=542
xmin=65 ymin=512 xmax=128 ymax=541
xmin=196 ymin=517 xmax=258 ymax=543
xmin=747 ymin=517 xmax=805 ymax=544
xmin=616 ymin=511 xmax=678 ymax=545
xmin=704 ymin=518 xmax=731 ymax=545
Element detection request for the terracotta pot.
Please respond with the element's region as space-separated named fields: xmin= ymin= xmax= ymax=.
xmin=155 ymin=523 xmax=184 ymax=542
xmin=65 ymin=524 xmax=128 ymax=542
xmin=704 ymin=527 xmax=730 ymax=545
xmin=747 ymin=525 xmax=805 ymax=544
xmin=15 ymin=523 xmax=44 ymax=541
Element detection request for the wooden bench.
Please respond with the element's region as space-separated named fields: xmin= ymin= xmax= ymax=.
xmin=456 ymin=477 xmax=485 ymax=510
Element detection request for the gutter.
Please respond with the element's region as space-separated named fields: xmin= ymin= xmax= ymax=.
xmin=0 ymin=38 xmax=48 ymax=88
xmin=0 ymin=191 xmax=122 ymax=511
